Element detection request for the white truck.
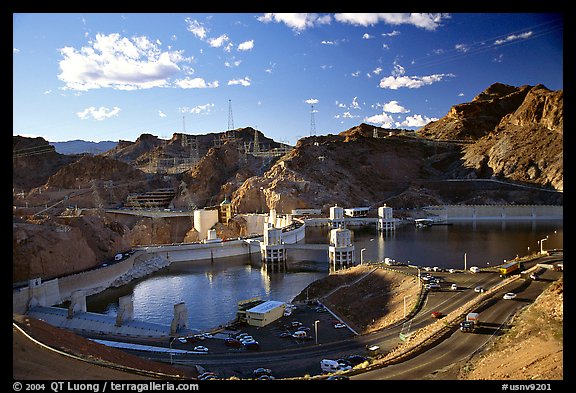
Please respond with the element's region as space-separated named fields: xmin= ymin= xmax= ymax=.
xmin=466 ymin=312 xmax=480 ymax=326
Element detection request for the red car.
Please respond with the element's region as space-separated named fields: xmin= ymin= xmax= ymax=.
xmin=431 ymin=311 xmax=443 ymax=319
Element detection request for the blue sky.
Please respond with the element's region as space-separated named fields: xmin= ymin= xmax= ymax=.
xmin=13 ymin=13 xmax=563 ymax=145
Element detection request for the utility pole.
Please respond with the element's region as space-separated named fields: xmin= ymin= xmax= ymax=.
xmin=310 ymin=104 xmax=316 ymax=136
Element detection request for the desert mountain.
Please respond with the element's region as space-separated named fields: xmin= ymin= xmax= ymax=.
xmin=13 ymin=136 xmax=82 ymax=191
xmin=50 ymin=140 xmax=117 ymax=155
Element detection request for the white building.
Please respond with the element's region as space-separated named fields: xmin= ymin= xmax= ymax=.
xmin=377 ymin=205 xmax=396 ymax=232
xmin=260 ymin=224 xmax=286 ymax=263
xmin=329 ymin=205 xmax=345 ymax=228
xmin=194 ymin=209 xmax=219 ymax=241
xmin=328 ymin=227 xmax=355 ymax=269
xmin=245 ymin=300 xmax=286 ymax=327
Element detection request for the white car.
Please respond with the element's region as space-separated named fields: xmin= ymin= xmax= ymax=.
xmin=334 ymin=323 xmax=347 ymax=329
xmin=451 ymin=283 xmax=458 ymax=291
xmin=474 ymin=286 xmax=485 ymax=293
xmin=193 ymin=346 xmax=209 ymax=352
xmin=503 ymin=292 xmax=517 ymax=300
xmin=177 ymin=337 xmax=187 ymax=343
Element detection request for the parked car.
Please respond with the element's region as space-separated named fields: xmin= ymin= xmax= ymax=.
xmin=177 ymin=337 xmax=187 ymax=343
xmin=243 ymin=341 xmax=259 ymax=350
xmin=346 ymin=355 xmax=367 ymax=366
xmin=253 ymin=367 xmax=272 ymax=377
xmin=503 ymin=292 xmax=517 ymax=300
xmin=291 ymin=321 xmax=303 ymax=327
xmin=296 ymin=326 xmax=310 ymax=332
xmin=193 ymin=346 xmax=209 ymax=352
xmin=224 ymin=338 xmax=241 ymax=347
xmin=198 ymin=372 xmax=217 ymax=380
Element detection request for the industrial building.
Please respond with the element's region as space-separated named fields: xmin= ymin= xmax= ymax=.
xmin=329 ymin=205 xmax=345 ymax=228
xmin=260 ymin=224 xmax=286 ymax=263
xmin=328 ymin=227 xmax=355 ymax=270
xmin=245 ymin=300 xmax=286 ymax=327
xmin=377 ymin=205 xmax=397 ymax=232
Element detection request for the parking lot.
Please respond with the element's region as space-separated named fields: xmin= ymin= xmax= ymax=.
xmin=169 ymin=301 xmax=356 ymax=354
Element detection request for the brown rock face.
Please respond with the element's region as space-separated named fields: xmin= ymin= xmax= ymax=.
xmin=13 ymin=215 xmax=130 ymax=282
xmin=461 ymin=85 xmax=563 ymax=191
xmin=418 ymin=83 xmax=532 ymax=140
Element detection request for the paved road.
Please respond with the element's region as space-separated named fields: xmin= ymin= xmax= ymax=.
xmin=353 ymin=266 xmax=560 ymax=379
xmin=125 ymin=254 xmax=562 ymax=379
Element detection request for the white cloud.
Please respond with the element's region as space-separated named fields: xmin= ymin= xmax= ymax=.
xmin=179 ymin=104 xmax=214 ymax=115
xmin=76 ymin=106 xmax=121 ymax=121
xmin=185 ymin=18 xmax=208 ymax=40
xmin=13 ymin=48 xmax=20 ymax=54
xmin=397 ymin=114 xmax=438 ymax=127
xmin=372 ymin=67 xmax=383 ymax=75
xmin=494 ymin=31 xmax=533 ymax=45
xmin=351 ymin=96 xmax=361 ymax=110
xmin=228 ymin=77 xmax=251 ymax=87
xmin=382 ymin=30 xmax=400 ymax=37
xmin=362 ymin=33 xmax=373 ymax=39
xmin=305 ymin=98 xmax=319 ymax=105
xmin=381 ymin=100 xmax=409 ymax=113
xmin=257 ymin=13 xmax=331 ymax=32
xmin=321 ymin=40 xmax=337 ymax=45
xmin=158 ymin=110 xmax=167 ymax=118
xmin=237 ymin=40 xmax=254 ymax=51
xmin=334 ymin=13 xmax=449 ymax=30
xmin=174 ymin=77 xmax=219 ymax=89
xmin=364 ymin=112 xmax=395 ymax=128
xmin=58 ymin=33 xmax=184 ymax=91
xmin=225 ymin=59 xmax=242 ymax=68
xmin=455 ymin=43 xmax=470 ymax=53
xmin=379 ymin=73 xmax=454 ymax=89
xmin=207 ymin=34 xmax=229 ymax=48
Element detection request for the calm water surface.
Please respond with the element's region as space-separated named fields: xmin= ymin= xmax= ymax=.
xmin=87 ymin=220 xmax=563 ymax=331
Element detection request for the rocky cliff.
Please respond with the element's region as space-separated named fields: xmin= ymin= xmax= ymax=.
xmin=459 ymin=84 xmax=563 ymax=190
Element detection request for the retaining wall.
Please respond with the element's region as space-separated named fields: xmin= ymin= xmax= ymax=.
xmin=423 ymin=205 xmax=563 ymax=220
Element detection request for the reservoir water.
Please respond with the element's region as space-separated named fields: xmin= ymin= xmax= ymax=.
xmin=87 ymin=220 xmax=563 ymax=332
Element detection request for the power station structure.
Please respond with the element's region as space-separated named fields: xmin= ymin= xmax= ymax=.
xmin=329 ymin=205 xmax=345 ymax=228
xmin=328 ymin=226 xmax=355 ymax=270
xmin=378 ymin=205 xmax=397 ymax=232
xmin=260 ymin=209 xmax=287 ymax=267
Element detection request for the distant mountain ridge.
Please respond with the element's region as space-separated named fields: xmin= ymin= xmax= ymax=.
xmin=50 ymin=140 xmax=118 ymax=155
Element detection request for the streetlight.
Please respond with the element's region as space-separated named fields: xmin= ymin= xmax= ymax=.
xmin=404 ymin=295 xmax=412 ymax=318
xmin=314 ymin=320 xmax=320 ymax=345
xmin=539 ymin=236 xmax=549 ymax=254
xmin=360 ymin=248 xmax=366 ymax=265
xmin=464 ymin=252 xmax=467 ymax=271
xmin=169 ymin=337 xmax=175 ymax=365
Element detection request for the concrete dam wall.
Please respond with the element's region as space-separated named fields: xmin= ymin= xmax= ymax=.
xmin=423 ymin=205 xmax=563 ymax=220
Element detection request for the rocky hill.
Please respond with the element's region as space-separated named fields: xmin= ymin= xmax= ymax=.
xmin=13 ymin=136 xmax=82 ymax=191
xmin=459 ymin=85 xmax=563 ymax=191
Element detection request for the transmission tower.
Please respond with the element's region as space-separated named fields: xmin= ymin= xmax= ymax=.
xmin=228 ymin=99 xmax=234 ymax=131
xmin=310 ymin=104 xmax=316 ymax=136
